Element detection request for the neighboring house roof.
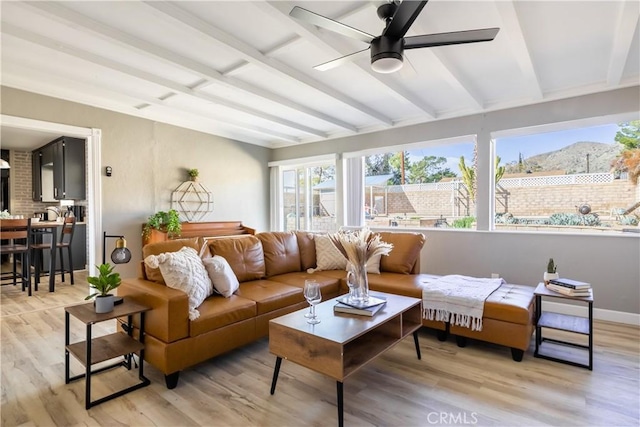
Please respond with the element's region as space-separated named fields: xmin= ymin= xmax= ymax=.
xmin=314 ymin=174 xmax=394 ymax=190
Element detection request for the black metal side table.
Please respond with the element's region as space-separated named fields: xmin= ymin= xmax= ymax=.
xmin=65 ymin=298 xmax=151 ymax=409
xmin=534 ymin=282 xmax=593 ymax=370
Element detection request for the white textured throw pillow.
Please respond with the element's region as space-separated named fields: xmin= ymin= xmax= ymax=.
xmin=202 ymin=255 xmax=240 ymax=298
xmin=144 ymin=246 xmax=213 ymax=320
xmin=315 ymin=234 xmax=348 ymax=271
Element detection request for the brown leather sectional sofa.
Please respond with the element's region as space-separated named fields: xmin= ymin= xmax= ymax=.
xmin=118 ymin=230 xmax=535 ymax=389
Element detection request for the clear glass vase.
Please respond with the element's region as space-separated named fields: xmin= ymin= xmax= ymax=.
xmin=347 ymin=261 xmax=369 ymax=304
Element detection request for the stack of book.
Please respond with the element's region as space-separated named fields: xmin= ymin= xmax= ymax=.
xmin=547 ymin=278 xmax=592 ymax=297
xmin=334 ymin=295 xmax=387 ymax=317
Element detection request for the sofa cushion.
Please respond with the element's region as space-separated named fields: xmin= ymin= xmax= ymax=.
xmin=190 ymin=294 xmax=257 ymax=338
xmin=208 ymin=235 xmax=265 ymax=282
xmin=294 ymin=231 xmax=317 ymax=270
xmin=367 ymin=272 xmax=425 ymax=298
xmin=315 ymin=234 xmax=347 ymax=271
xmin=235 ymin=280 xmax=304 ymax=315
xmin=268 ymin=271 xmax=341 ymax=297
xmin=144 ymin=246 xmax=213 ymax=320
xmin=202 ymin=255 xmax=240 ymax=297
xmin=142 ymin=237 xmax=202 ymax=284
xmin=378 ymin=232 xmax=425 ymax=274
xmin=483 ymin=283 xmax=534 ymax=325
xmin=257 ymin=232 xmax=301 ymax=277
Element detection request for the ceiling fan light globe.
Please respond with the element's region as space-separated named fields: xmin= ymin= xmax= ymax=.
xmin=372 ymin=56 xmax=403 ymax=73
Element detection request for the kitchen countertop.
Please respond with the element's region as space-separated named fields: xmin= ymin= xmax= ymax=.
xmin=32 ymin=220 xmax=87 ymax=226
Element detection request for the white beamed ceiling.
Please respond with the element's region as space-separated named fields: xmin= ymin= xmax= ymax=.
xmin=1 ymin=0 xmax=638 ymax=149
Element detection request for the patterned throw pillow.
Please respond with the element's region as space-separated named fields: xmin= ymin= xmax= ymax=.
xmin=144 ymin=247 xmax=213 ymax=320
xmin=202 ymin=255 xmax=240 ymax=298
xmin=314 ymin=234 xmax=348 ymax=271
xmin=142 ymin=237 xmax=202 ymax=284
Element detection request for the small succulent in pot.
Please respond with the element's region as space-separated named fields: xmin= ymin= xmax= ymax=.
xmin=187 ymin=168 xmax=199 ymax=180
xmin=544 ymin=258 xmax=559 ymax=285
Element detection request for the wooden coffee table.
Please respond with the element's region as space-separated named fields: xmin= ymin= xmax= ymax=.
xmin=269 ymin=292 xmax=422 ymax=427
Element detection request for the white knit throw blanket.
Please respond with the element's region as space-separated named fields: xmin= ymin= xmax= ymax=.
xmin=421 ymin=275 xmax=504 ymax=331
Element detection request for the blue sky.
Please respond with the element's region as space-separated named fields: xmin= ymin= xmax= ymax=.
xmin=405 ymin=123 xmax=620 ymax=172
xmin=496 ymin=123 xmax=619 ymax=163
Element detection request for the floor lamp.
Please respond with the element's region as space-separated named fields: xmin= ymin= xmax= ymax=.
xmin=103 ymin=232 xmax=132 ymax=304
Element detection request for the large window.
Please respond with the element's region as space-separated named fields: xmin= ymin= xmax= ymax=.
xmin=362 ymin=140 xmax=477 ymax=229
xmin=280 ymin=160 xmax=337 ymax=232
xmin=493 ymin=121 xmax=640 ymax=232
xmin=273 ymin=117 xmax=638 ymax=235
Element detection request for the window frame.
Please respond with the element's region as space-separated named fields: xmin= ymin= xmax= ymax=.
xmin=269 ymin=154 xmax=338 ymax=232
xmin=489 ymin=112 xmax=639 ymax=233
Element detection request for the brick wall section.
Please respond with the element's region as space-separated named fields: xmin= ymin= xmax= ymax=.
xmin=285 ymin=177 xmax=637 ymax=222
xmin=373 ymin=179 xmax=637 ymax=217
xmin=377 ymin=189 xmax=476 ymax=217
xmin=496 ymin=180 xmax=636 ymax=216
xmin=9 ymin=150 xmax=51 ymax=217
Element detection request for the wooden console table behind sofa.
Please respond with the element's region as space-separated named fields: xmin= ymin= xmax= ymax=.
xmin=142 ymin=221 xmax=256 ymax=246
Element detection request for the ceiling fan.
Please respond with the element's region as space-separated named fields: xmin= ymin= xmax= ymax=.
xmin=290 ymin=0 xmax=499 ymax=74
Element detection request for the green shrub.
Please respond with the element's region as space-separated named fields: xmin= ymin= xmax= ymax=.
xmin=548 ymin=213 xmax=601 ymax=226
xmin=620 ymin=216 xmax=639 ymax=226
xmin=452 ymin=216 xmax=476 ymax=228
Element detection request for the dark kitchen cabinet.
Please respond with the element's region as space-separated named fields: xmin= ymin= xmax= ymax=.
xmin=34 ymin=136 xmax=86 ymax=201
xmin=32 ymin=150 xmax=42 ymax=201
xmin=53 ymin=137 xmax=85 ymax=200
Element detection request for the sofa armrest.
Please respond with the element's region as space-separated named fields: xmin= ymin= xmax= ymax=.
xmin=118 ymin=278 xmax=190 ymax=343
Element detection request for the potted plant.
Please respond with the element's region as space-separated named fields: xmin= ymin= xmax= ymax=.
xmin=544 ymin=258 xmax=559 ymax=285
xmin=142 ymin=209 xmax=182 ymax=244
xmin=85 ymin=263 xmax=121 ymax=313
xmin=187 ymin=168 xmax=199 ymax=181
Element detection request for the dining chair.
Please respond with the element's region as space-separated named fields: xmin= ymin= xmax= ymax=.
xmin=32 ymin=216 xmax=76 ymax=288
xmin=0 ymin=218 xmax=32 ymax=296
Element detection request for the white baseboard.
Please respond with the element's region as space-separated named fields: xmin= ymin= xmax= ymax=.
xmin=542 ymin=301 xmax=640 ymax=326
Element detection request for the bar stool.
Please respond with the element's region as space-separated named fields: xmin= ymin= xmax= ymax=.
xmin=57 ymin=217 xmax=76 ymax=284
xmin=0 ymin=218 xmax=32 ymax=296
xmin=32 ymin=217 xmax=76 ymax=288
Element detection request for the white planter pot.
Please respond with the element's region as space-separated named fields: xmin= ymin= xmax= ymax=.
xmin=543 ymin=272 xmax=559 ymax=284
xmin=95 ymin=295 xmax=114 ymax=313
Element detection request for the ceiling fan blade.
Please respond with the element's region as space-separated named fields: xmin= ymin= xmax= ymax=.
xmin=314 ymin=48 xmax=370 ymax=71
xmin=398 ymin=54 xmax=418 ymax=78
xmin=383 ymin=0 xmax=428 ymax=39
xmin=404 ymin=28 xmax=500 ymax=49
xmin=290 ymin=6 xmax=375 ymax=44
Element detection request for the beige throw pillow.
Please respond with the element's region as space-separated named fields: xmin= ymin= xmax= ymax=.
xmin=315 ymin=234 xmax=348 ymax=271
xmin=202 ymin=255 xmax=240 ymax=298
xmin=366 ymin=253 xmax=382 ymax=274
xmin=144 ymin=247 xmax=213 ymax=320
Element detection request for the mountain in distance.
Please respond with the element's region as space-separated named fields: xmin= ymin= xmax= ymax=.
xmin=505 ymin=141 xmax=623 ymax=174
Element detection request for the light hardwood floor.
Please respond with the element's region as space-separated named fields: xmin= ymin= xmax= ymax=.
xmin=1 ymin=272 xmax=639 ymax=426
